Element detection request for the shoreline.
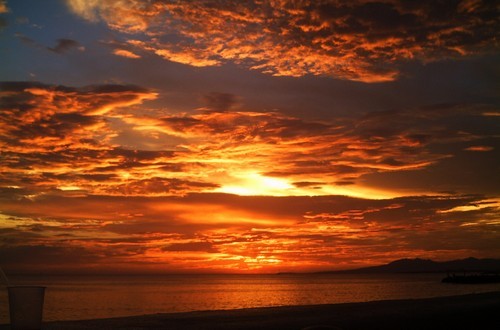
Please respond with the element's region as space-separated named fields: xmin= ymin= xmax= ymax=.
xmin=2 ymin=291 xmax=499 ymax=329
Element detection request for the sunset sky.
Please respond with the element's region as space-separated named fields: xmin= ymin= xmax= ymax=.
xmin=1 ymin=0 xmax=499 ymax=274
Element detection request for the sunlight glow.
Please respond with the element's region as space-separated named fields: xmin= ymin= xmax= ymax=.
xmin=57 ymin=185 xmax=82 ymax=191
xmin=216 ymin=172 xmax=294 ymax=196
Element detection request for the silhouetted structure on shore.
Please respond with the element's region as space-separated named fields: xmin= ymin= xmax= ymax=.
xmin=442 ymin=271 xmax=500 ymax=284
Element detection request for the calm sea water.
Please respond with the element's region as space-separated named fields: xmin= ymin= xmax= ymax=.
xmin=1 ymin=273 xmax=500 ymax=323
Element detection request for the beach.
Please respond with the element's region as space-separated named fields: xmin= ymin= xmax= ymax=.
xmin=2 ymin=291 xmax=499 ymax=330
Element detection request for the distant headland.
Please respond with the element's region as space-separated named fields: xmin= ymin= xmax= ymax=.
xmin=278 ymin=257 xmax=500 ymax=274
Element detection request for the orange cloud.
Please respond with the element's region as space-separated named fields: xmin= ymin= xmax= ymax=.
xmin=0 ymin=82 xmax=160 ymax=195
xmin=1 ymin=193 xmax=498 ymax=273
xmin=464 ymin=145 xmax=494 ymax=152
xmin=129 ymin=103 xmax=498 ymax=198
xmin=0 ymin=0 xmax=8 ymax=14
xmin=0 ymin=82 xmax=156 ymax=152
xmin=66 ymin=0 xmax=499 ymax=82
xmin=113 ymin=49 xmax=141 ymax=59
xmin=2 ymin=82 xmax=498 ymax=200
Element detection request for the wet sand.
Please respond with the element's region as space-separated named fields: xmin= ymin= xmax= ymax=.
xmin=2 ymin=291 xmax=499 ymax=329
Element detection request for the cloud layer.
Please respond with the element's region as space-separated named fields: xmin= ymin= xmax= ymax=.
xmin=1 ymin=192 xmax=499 ymax=273
xmin=1 ymin=82 xmax=498 ymax=199
xmin=1 ymin=80 xmax=499 ymax=272
xmin=66 ymin=0 xmax=499 ymax=81
xmin=1 ymin=1 xmax=498 ymax=275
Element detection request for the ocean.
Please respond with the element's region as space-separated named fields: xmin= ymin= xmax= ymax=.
xmin=1 ymin=273 xmax=500 ymax=323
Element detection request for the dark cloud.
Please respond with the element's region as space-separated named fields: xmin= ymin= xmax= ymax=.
xmin=47 ymin=38 xmax=83 ymax=53
xmin=293 ymin=181 xmax=325 ymax=188
xmin=335 ymin=180 xmax=355 ymax=186
xmin=14 ymin=32 xmax=37 ymax=45
xmin=0 ymin=17 xmax=7 ymax=30
xmin=202 ymin=92 xmax=238 ymax=112
xmin=14 ymin=35 xmax=84 ymax=54
xmin=163 ymin=241 xmax=218 ymax=253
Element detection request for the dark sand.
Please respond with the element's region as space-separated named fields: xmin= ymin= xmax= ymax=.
xmin=2 ymin=291 xmax=499 ymax=329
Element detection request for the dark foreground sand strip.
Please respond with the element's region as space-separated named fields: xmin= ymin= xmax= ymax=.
xmin=2 ymin=291 xmax=500 ymax=330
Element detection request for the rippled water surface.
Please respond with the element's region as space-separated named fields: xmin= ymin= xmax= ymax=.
xmin=1 ymin=273 xmax=499 ymax=322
